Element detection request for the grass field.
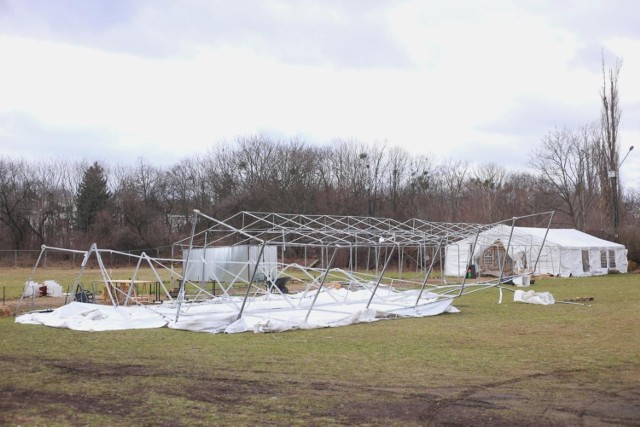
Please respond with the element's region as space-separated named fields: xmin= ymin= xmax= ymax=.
xmin=1 ymin=269 xmax=639 ymax=426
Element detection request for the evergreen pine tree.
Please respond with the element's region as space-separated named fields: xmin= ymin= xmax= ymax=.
xmin=74 ymin=162 xmax=111 ymax=232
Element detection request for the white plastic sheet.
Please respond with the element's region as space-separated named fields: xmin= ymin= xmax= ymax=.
xmin=513 ymin=290 xmax=555 ymax=305
xmin=16 ymin=288 xmax=458 ymax=334
xmin=43 ymin=280 xmax=64 ymax=297
xmin=22 ymin=282 xmax=40 ymax=297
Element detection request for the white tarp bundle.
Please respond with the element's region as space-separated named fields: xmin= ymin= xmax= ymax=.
xmin=21 ymin=280 xmax=65 ymax=297
xmin=16 ymin=287 xmax=459 ymax=334
xmin=513 ymin=290 xmax=555 ymax=305
xmin=445 ymin=225 xmax=628 ymax=278
xmin=22 ymin=281 xmax=40 ymax=297
xmin=43 ymin=280 xmax=64 ymax=297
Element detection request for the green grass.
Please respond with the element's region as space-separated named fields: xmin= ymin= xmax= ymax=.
xmin=1 ymin=272 xmax=639 ymax=425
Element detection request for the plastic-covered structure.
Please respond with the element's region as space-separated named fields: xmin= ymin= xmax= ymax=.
xmin=16 ymin=210 xmax=556 ymax=333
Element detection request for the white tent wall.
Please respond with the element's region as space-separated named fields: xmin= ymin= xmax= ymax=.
xmin=532 ymin=246 xmax=561 ymax=277
xmin=443 ymin=243 xmax=466 ymax=277
xmin=183 ymin=245 xmax=278 ymax=283
xmin=443 ymin=224 xmax=544 ymax=277
xmin=444 ymin=226 xmax=628 ymax=278
xmin=612 ymin=248 xmax=628 ymax=273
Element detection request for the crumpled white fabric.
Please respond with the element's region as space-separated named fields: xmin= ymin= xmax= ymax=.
xmin=513 ymin=290 xmax=555 ymax=305
xmin=15 ymin=302 xmax=169 ymax=331
xmin=16 ymin=288 xmax=459 ymax=334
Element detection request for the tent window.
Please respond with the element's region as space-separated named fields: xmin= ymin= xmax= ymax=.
xmin=608 ymin=250 xmax=616 ymax=268
xmin=483 ymin=250 xmax=494 ymax=268
xmin=600 ymin=251 xmax=607 ymax=268
xmin=581 ymin=250 xmax=590 ymax=272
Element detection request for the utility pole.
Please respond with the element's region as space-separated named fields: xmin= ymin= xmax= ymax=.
xmin=360 ymin=153 xmax=373 ymax=216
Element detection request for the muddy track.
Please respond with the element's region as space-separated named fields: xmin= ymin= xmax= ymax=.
xmin=2 ymin=356 xmax=639 ymax=425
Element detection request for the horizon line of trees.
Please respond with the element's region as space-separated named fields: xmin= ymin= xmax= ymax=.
xmin=1 ymin=134 xmax=639 ymax=263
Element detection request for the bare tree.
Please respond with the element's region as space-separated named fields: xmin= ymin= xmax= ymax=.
xmin=0 ymin=158 xmax=33 ymax=249
xmin=25 ymin=159 xmax=77 ymax=248
xmin=466 ymin=163 xmax=508 ymax=223
xmin=201 ymin=146 xmax=242 ymax=215
xmin=111 ymin=159 xmax=167 ymax=249
xmin=371 ymin=147 xmax=436 ymax=221
xmin=163 ymin=159 xmax=193 ymax=224
xmin=599 ymin=56 xmax=623 ymax=238
xmin=359 ymin=142 xmax=388 ymax=217
xmin=432 ymin=159 xmax=469 ymax=222
xmin=392 ymin=155 xmax=433 ymax=220
xmin=319 ymin=139 xmax=372 ymax=215
xmin=620 ymin=189 xmax=640 ymax=262
xmin=269 ymin=139 xmax=322 ymax=214
xmin=529 ymin=125 xmax=601 ymax=230
xmin=500 ymin=171 xmax=543 ymax=222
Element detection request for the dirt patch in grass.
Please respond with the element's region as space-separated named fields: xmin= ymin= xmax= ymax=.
xmin=4 ymin=296 xmax=69 ymax=314
xmin=314 ymin=368 xmax=640 ymax=426
xmin=2 ymin=357 xmax=639 ymax=426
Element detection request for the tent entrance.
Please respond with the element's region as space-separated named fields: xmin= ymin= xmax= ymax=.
xmin=479 ymin=241 xmax=513 ymax=277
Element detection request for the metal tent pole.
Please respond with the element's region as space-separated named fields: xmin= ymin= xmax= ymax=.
xmin=497 ymin=219 xmax=517 ymax=304
xmin=533 ymin=211 xmax=555 ymax=275
xmin=497 ymin=220 xmax=516 ymax=285
xmin=237 ymin=242 xmax=266 ymax=320
xmin=93 ymin=246 xmax=116 ymax=307
xmin=175 ymin=211 xmax=199 ymax=323
xmin=15 ymin=245 xmax=48 ymax=313
xmin=124 ymin=252 xmax=145 ymax=306
xmin=454 ymin=226 xmax=483 ymax=297
xmin=366 ymin=245 xmax=396 ymax=309
xmin=414 ymin=239 xmax=443 ymax=306
xmin=304 ymin=246 xmax=339 ymax=323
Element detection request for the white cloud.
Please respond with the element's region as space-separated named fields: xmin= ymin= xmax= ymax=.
xmin=0 ymin=0 xmax=638 ymax=191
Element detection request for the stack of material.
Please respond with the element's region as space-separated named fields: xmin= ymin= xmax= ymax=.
xmin=44 ymin=280 xmax=64 ymax=297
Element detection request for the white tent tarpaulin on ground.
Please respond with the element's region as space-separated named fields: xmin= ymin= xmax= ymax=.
xmin=16 ymin=287 xmax=459 ymax=333
xmin=444 ymin=225 xmax=628 ymax=278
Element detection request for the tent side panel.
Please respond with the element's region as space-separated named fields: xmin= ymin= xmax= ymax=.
xmin=444 ymin=243 xmax=467 ymax=277
xmin=534 ymin=247 xmax=560 ymax=277
xmin=589 ymin=249 xmax=607 ymax=276
xmin=248 ymin=245 xmax=278 ymax=279
xmin=614 ymin=248 xmax=629 ymax=273
xmin=558 ymin=248 xmax=579 ymax=277
xmin=183 ymin=245 xmax=278 ymax=283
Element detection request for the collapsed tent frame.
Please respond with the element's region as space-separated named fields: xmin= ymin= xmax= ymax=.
xmin=17 ymin=210 xmax=556 ymax=333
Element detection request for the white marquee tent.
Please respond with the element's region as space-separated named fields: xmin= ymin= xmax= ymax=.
xmin=444 ymin=225 xmax=628 ymax=278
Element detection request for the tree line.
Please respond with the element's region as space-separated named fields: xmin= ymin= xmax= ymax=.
xmin=1 ymin=134 xmax=638 ymax=262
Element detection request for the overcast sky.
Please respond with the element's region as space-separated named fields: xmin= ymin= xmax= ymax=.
xmin=1 ymin=0 xmax=639 ymax=187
